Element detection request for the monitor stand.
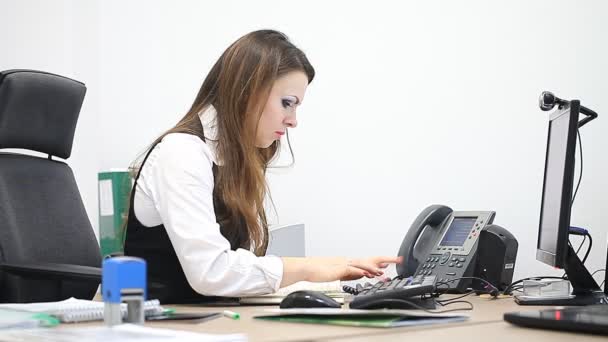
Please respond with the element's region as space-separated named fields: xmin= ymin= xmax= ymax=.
xmin=516 ymin=245 xmax=608 ymax=306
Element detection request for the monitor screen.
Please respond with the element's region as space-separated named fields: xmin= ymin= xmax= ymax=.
xmin=439 ymin=217 xmax=477 ymax=247
xmin=537 ymin=105 xmax=578 ymax=268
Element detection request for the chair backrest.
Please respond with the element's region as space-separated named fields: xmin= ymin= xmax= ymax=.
xmin=0 ymin=69 xmax=101 ymax=302
xmin=267 ymin=224 xmax=306 ymax=257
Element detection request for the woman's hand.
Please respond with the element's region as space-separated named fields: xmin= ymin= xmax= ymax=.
xmin=280 ymin=256 xmax=403 ymax=287
xmin=346 ymin=256 xmax=404 ymax=279
xmin=307 ymin=256 xmax=403 ymax=282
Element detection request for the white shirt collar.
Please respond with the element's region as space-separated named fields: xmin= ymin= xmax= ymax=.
xmin=198 ymin=105 xmax=219 ymax=164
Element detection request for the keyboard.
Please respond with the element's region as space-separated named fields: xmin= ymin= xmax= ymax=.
xmin=347 ymin=275 xmax=437 ymax=309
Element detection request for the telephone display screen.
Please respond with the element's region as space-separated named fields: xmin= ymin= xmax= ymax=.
xmin=439 ymin=217 xmax=477 ymax=246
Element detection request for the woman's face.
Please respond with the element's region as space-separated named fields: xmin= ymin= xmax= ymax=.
xmin=256 ymin=71 xmax=309 ymax=148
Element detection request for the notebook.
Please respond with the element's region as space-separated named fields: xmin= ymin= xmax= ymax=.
xmin=239 ymin=280 xmax=345 ymax=305
xmin=0 ymin=297 xmax=164 ymax=323
xmin=255 ymin=308 xmax=469 ymax=328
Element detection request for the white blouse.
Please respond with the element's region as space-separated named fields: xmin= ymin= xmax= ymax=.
xmin=133 ymin=106 xmax=284 ymax=297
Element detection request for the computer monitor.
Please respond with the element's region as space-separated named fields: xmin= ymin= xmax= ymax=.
xmin=536 ymin=103 xmax=579 ymax=268
xmin=517 ymin=100 xmax=607 ymax=305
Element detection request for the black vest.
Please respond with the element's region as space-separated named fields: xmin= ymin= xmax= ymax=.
xmin=124 ymin=134 xmax=249 ymax=304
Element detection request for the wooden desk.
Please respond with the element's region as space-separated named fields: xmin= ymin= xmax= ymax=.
xmin=137 ymin=296 xmax=577 ymax=342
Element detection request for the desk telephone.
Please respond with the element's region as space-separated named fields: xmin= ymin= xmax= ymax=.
xmin=348 ymin=205 xmax=518 ymax=310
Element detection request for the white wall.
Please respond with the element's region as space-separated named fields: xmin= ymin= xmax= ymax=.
xmin=2 ymin=0 xmax=607 ymax=283
xmin=0 ymin=0 xmax=100 ymax=239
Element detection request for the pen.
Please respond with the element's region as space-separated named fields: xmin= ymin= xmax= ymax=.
xmin=223 ymin=310 xmax=240 ymax=320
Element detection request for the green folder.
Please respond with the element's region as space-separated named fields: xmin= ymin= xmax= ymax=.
xmin=255 ymin=309 xmax=468 ymax=328
xmin=98 ymin=170 xmax=133 ymax=258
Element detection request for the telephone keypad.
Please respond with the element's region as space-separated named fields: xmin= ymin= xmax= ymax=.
xmin=417 ymin=251 xmax=473 ymax=288
xmin=417 ymin=253 xmax=469 ymax=277
xmin=440 ymin=252 xmax=451 ymax=264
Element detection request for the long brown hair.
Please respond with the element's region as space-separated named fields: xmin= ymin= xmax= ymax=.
xmin=136 ymin=30 xmax=314 ymax=256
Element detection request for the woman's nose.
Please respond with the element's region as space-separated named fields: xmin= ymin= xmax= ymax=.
xmin=284 ymin=114 xmax=297 ymax=128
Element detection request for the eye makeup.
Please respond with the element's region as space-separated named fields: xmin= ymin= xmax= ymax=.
xmin=281 ymin=95 xmax=299 ymax=109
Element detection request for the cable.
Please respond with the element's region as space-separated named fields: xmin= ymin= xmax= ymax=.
xmin=582 ymin=232 xmax=592 ymax=264
xmin=435 ymin=276 xmax=500 ymax=295
xmin=358 ymin=298 xmax=473 ymax=313
xmin=568 ymin=129 xmax=591 ymax=265
xmin=510 ymin=286 xmax=524 ymax=293
xmin=435 ymin=290 xmax=476 ymax=304
xmin=575 ymin=235 xmax=587 ymax=255
xmin=433 ymin=300 xmax=474 ymax=312
xmin=571 ymin=129 xmax=583 ymax=207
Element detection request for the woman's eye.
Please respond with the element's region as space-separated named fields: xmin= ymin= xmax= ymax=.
xmin=282 ymin=99 xmax=293 ymax=108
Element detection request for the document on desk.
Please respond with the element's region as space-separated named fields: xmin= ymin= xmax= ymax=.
xmin=0 ymin=323 xmax=247 ymax=342
xmin=239 ymin=280 xmax=345 ymax=305
xmin=0 ymin=297 xmax=164 ymax=323
xmin=255 ymin=308 xmax=469 ymax=328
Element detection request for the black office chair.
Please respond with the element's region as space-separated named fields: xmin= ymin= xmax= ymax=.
xmin=0 ymin=69 xmax=101 ymax=303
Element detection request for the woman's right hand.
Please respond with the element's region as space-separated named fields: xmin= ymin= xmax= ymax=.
xmin=280 ymin=256 xmax=403 ymax=287
xmin=306 ymin=256 xmax=403 ymax=282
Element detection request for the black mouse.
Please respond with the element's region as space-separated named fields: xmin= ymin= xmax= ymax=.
xmin=280 ymin=290 xmax=341 ymax=309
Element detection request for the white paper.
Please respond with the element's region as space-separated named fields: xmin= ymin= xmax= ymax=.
xmin=99 ymin=179 xmax=114 ymax=216
xmin=0 ymin=324 xmax=247 ymax=342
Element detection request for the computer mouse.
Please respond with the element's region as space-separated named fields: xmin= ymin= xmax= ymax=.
xmin=279 ymin=290 xmax=341 ymax=309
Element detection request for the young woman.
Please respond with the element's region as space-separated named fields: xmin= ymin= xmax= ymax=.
xmin=124 ymin=30 xmax=402 ymax=303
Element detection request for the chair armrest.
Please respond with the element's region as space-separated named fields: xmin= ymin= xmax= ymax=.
xmin=0 ymin=262 xmax=101 ymax=282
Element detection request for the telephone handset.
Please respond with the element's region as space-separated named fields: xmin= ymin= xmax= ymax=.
xmin=396 ymin=205 xmax=453 ymax=277
xmin=396 ymin=205 xmax=497 ymax=293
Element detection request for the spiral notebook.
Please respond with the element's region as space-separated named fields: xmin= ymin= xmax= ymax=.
xmin=0 ymin=297 xmax=164 ymax=323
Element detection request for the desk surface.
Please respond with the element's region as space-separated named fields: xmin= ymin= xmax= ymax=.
xmin=317 ymin=321 xmax=608 ymax=342
xmin=73 ymin=295 xmax=604 ymax=341
xmin=128 ymin=295 xmax=602 ymax=342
